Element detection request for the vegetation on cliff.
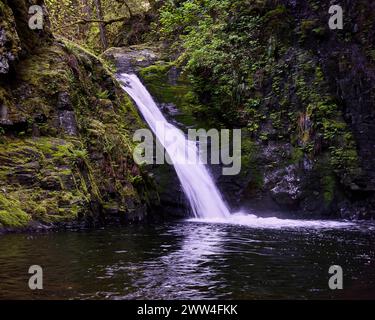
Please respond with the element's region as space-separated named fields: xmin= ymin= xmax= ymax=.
xmin=0 ymin=0 xmax=158 ymax=229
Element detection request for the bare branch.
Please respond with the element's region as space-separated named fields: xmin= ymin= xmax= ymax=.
xmin=55 ymin=16 xmax=128 ymax=31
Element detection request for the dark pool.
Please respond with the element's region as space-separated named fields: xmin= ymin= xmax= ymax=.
xmin=0 ymin=219 xmax=374 ymax=300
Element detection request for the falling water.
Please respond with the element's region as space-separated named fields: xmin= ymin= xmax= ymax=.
xmin=119 ymin=73 xmax=230 ymax=219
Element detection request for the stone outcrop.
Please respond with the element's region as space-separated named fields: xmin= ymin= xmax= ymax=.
xmin=0 ymin=0 xmax=159 ymax=231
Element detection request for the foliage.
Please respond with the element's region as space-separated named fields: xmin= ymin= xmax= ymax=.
xmin=45 ymin=0 xmax=152 ymax=53
xmin=157 ymin=0 xmax=267 ymax=124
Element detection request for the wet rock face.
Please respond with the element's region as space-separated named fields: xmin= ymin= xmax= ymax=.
xmin=150 ymin=164 xmax=189 ymax=218
xmin=268 ymin=165 xmax=302 ymax=208
xmin=278 ymin=0 xmax=375 ymax=196
xmin=56 ymin=92 xmax=78 ymax=136
xmin=323 ymin=45 xmax=375 ymax=191
xmin=102 ymin=45 xmax=161 ymax=74
xmin=58 ymin=110 xmax=78 ymax=136
xmin=290 ymin=0 xmax=375 ymax=217
xmin=0 ymin=57 xmax=9 ymax=74
xmin=57 ymin=92 xmax=73 ymax=111
xmin=0 ymin=104 xmax=8 ymax=123
xmin=0 ymin=31 xmax=13 ymax=74
xmin=0 ymin=1 xmax=21 ymax=74
xmin=217 ymin=0 xmax=375 ymax=219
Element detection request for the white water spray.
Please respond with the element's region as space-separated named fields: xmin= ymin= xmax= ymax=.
xmin=119 ymin=73 xmax=230 ymax=219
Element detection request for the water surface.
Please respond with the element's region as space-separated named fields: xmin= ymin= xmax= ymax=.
xmin=0 ymin=219 xmax=374 ymax=300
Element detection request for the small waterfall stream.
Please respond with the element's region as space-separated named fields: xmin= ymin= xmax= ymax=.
xmin=119 ymin=73 xmax=230 ymax=219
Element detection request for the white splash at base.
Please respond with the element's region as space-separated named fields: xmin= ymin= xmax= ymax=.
xmin=188 ymin=212 xmax=355 ymax=229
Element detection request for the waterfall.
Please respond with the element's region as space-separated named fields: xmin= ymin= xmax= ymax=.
xmin=118 ymin=73 xmax=354 ymax=229
xmin=119 ymin=73 xmax=230 ymax=219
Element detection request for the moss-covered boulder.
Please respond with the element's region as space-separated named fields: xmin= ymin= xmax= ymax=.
xmin=0 ymin=1 xmax=159 ymax=231
xmin=102 ymin=44 xmax=163 ymax=74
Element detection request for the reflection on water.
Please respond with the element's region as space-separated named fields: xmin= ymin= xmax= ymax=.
xmin=127 ymin=224 xmax=226 ymax=299
xmin=0 ymin=220 xmax=374 ymax=300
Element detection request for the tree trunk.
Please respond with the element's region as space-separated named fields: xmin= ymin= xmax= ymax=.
xmin=79 ymin=0 xmax=92 ymax=37
xmin=123 ymin=0 xmax=133 ymax=17
xmin=94 ymin=0 xmax=108 ymax=50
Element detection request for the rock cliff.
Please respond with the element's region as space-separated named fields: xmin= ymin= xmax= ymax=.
xmin=0 ymin=0 xmax=158 ymax=231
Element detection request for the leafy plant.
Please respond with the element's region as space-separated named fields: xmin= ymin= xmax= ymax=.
xmin=97 ymin=89 xmax=110 ymax=99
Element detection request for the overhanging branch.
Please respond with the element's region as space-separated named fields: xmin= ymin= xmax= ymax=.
xmin=56 ymin=16 xmax=128 ymax=30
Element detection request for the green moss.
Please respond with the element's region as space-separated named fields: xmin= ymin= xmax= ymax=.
xmin=140 ymin=63 xmax=189 ymax=105
xmin=291 ymin=147 xmax=304 ymax=164
xmin=0 ymin=193 xmax=31 ymax=228
xmin=264 ymin=5 xmax=288 ymax=21
xmin=0 ymin=0 xmax=21 ymax=63
xmin=16 ymin=46 xmax=72 ymax=95
xmin=299 ymin=19 xmax=319 ymax=41
xmin=322 ymin=175 xmax=336 ymax=204
xmin=60 ymin=38 xmax=115 ymax=74
xmin=330 ymin=147 xmax=360 ymax=172
xmin=0 ymin=135 xmax=96 ymax=225
xmin=139 ymin=62 xmax=205 ymax=128
xmin=315 ymin=67 xmax=324 ymax=82
xmin=240 ymin=135 xmax=263 ymax=187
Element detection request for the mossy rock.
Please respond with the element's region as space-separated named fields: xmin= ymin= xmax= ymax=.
xmin=0 ymin=192 xmax=31 ymax=228
xmin=0 ymin=29 xmax=159 ymax=230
